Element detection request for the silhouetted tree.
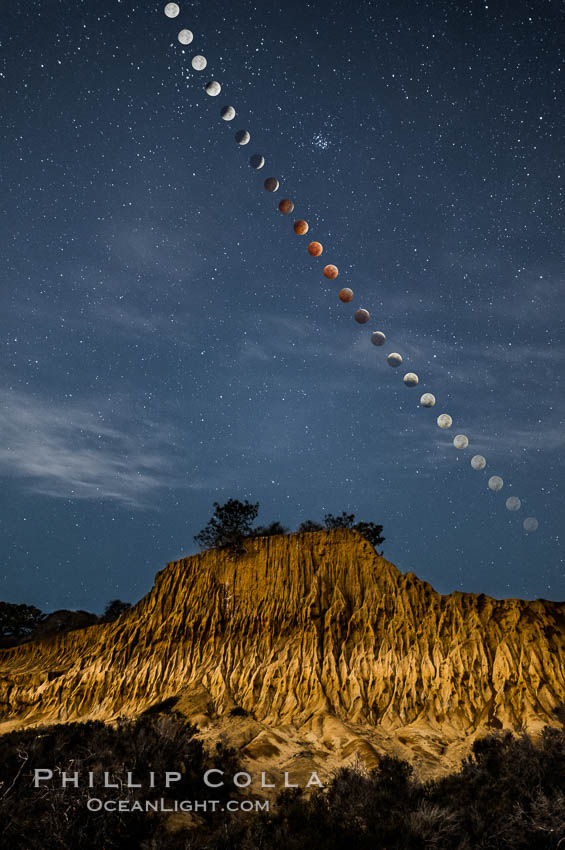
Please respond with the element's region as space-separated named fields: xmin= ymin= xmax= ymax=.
xmin=324 ymin=511 xmax=356 ymax=529
xmin=0 ymin=602 xmax=45 ymax=641
xmin=194 ymin=499 xmax=259 ymax=556
xmin=323 ymin=512 xmax=385 ymax=554
xmin=298 ymin=520 xmax=324 ymax=532
xmin=251 ymin=521 xmax=289 ymax=537
xmin=354 ymin=521 xmax=385 ymax=553
xmin=100 ymin=599 xmax=132 ymax=623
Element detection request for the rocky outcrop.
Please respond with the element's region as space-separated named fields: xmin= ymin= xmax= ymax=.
xmin=1 ymin=529 xmax=564 ymax=777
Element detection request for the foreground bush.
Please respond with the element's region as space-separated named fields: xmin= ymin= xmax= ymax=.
xmin=1 ymin=722 xmax=565 ymax=848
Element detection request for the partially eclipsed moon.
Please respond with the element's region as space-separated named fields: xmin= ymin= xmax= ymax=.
xmin=387 ymin=353 xmax=402 ymax=368
xmin=420 ymin=393 xmax=435 ymax=407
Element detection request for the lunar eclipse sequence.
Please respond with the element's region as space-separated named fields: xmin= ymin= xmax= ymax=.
xmin=164 ymin=1 xmax=539 ymax=534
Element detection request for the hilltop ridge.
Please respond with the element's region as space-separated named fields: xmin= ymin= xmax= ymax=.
xmin=1 ymin=529 xmax=564 ymax=777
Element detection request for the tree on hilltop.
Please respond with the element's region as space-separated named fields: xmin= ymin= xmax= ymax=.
xmin=194 ymin=499 xmax=259 ymax=556
xmin=251 ymin=521 xmax=289 ymax=538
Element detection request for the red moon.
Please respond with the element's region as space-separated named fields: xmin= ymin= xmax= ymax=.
xmin=338 ymin=288 xmax=354 ymax=302
xmin=294 ymin=220 xmax=309 ymax=235
xmin=279 ymin=199 xmax=294 ymax=214
xmin=307 ymin=241 xmax=323 ymax=257
xmin=323 ymin=264 xmax=339 ymax=279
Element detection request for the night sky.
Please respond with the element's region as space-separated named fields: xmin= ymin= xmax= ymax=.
xmin=1 ymin=0 xmax=563 ymax=613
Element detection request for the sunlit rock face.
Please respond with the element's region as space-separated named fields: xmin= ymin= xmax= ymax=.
xmin=1 ymin=529 xmax=564 ymax=779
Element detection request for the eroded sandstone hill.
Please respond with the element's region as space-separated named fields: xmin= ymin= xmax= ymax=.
xmin=1 ymin=529 xmax=564 ymax=778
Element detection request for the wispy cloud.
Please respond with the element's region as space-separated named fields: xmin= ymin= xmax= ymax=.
xmin=0 ymin=390 xmax=184 ymax=507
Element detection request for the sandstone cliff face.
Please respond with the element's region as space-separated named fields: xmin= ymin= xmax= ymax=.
xmin=1 ymin=529 xmax=564 ymax=777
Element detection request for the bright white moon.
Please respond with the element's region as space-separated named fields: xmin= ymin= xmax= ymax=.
xmin=191 ymin=55 xmax=207 ymax=71
xmin=178 ymin=29 xmax=193 ymax=44
xmin=164 ymin=3 xmax=180 ymax=18
xmin=453 ymin=434 xmax=469 ymax=449
xmin=205 ymin=81 xmax=221 ymax=96
xmin=437 ymin=413 xmax=452 ymax=429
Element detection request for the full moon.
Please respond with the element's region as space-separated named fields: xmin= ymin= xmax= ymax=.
xmin=371 ymin=331 xmax=386 ymax=346
xmin=164 ymin=3 xmax=180 ymax=17
xmin=506 ymin=496 xmax=521 ymax=511
xmin=308 ymin=241 xmax=323 ymax=256
xmin=323 ymin=264 xmax=339 ymax=279
xmin=235 ymin=130 xmax=250 ymax=144
xmin=178 ymin=29 xmax=193 ymax=44
xmin=338 ymin=288 xmax=353 ymax=302
xmin=387 ymin=353 xmax=402 ymax=367
xmin=471 ymin=455 xmax=486 ymax=470
xmin=354 ymin=309 xmax=370 ymax=324
xmin=420 ymin=393 xmax=435 ymax=407
xmin=488 ymin=475 xmax=504 ymax=491
xmin=437 ymin=413 xmax=452 ymax=429
xmin=523 ymin=517 xmax=539 ymax=533
xmin=453 ymin=434 xmax=469 ymax=449
xmin=294 ymin=220 xmax=309 ymax=235
xmin=403 ymin=373 xmax=419 ymax=387
xmin=191 ymin=55 xmax=207 ymax=71
xmin=249 ymin=154 xmax=265 ymax=169
xmin=205 ymin=81 xmax=221 ymax=96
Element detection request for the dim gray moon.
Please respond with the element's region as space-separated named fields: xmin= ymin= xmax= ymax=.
xmin=471 ymin=455 xmax=486 ymax=470
xmin=221 ymin=106 xmax=236 ymax=121
xmin=387 ymin=353 xmax=402 ymax=367
xmin=437 ymin=413 xmax=452 ymax=429
xmin=488 ymin=475 xmax=504 ymax=491
xmin=178 ymin=29 xmax=193 ymax=44
xmin=506 ymin=496 xmax=521 ymax=511
xmin=191 ymin=55 xmax=207 ymax=71
xmin=355 ymin=309 xmax=370 ymax=324
xmin=523 ymin=517 xmax=539 ymax=533
xmin=371 ymin=331 xmax=386 ymax=346
xmin=453 ymin=434 xmax=469 ymax=449
xmin=420 ymin=393 xmax=435 ymax=408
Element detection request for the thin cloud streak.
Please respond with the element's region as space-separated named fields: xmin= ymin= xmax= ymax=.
xmin=0 ymin=390 xmax=187 ymax=507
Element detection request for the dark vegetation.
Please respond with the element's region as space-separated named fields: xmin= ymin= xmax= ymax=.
xmin=194 ymin=500 xmax=385 ymax=557
xmin=0 ymin=710 xmax=240 ymax=850
xmin=0 ymin=597 xmax=132 ymax=649
xmin=1 ymin=722 xmax=565 ymax=849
